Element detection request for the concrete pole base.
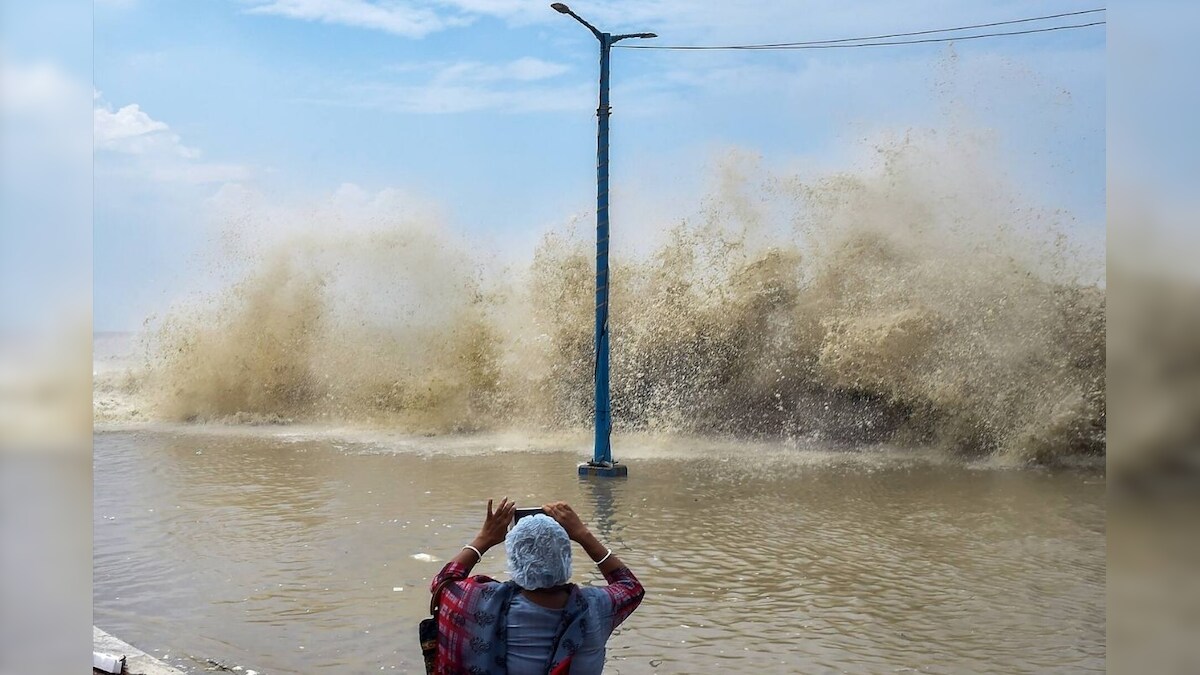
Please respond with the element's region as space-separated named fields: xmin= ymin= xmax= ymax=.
xmin=577 ymin=461 xmax=628 ymax=478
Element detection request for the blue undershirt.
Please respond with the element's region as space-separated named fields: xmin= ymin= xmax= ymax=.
xmin=505 ymin=589 xmax=614 ymax=675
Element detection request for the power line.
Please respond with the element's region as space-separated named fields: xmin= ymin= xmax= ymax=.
xmin=728 ymin=7 xmax=1105 ymax=48
xmin=616 ymin=9 xmax=1106 ymax=51
xmin=619 ymin=20 xmax=1105 ymax=51
xmin=742 ymin=21 xmax=1106 ymax=50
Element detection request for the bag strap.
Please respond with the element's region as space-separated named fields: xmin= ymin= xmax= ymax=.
xmin=429 ymin=578 xmax=457 ymax=616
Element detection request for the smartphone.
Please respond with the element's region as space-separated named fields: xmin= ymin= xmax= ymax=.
xmin=514 ymin=507 xmax=545 ymax=524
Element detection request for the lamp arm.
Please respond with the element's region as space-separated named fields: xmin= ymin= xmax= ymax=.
xmin=564 ymin=9 xmax=604 ymax=40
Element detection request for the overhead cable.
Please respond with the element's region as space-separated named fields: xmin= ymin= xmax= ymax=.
xmin=616 ymin=9 xmax=1106 ymax=51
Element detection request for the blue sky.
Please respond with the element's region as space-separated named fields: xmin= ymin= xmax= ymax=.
xmin=84 ymin=0 xmax=1106 ymax=330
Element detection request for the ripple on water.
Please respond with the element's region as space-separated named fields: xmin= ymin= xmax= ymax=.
xmin=94 ymin=429 xmax=1105 ymax=674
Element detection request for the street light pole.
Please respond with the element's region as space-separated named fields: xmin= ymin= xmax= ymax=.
xmin=551 ymin=3 xmax=656 ymax=478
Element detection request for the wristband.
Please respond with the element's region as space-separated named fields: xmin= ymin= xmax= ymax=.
xmin=462 ymin=544 xmax=483 ymax=561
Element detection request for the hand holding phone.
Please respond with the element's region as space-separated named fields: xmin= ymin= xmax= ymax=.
xmin=541 ymin=502 xmax=588 ymax=542
xmin=513 ymin=507 xmax=545 ymax=524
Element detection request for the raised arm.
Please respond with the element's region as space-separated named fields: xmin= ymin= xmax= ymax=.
xmin=430 ymin=497 xmax=515 ymax=593
xmin=543 ymin=501 xmax=645 ymax=628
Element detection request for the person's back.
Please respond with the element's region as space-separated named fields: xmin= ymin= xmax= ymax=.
xmin=429 ymin=499 xmax=645 ymax=674
xmin=506 ymin=594 xmax=563 ymax=673
xmin=505 ymin=584 xmax=625 ymax=674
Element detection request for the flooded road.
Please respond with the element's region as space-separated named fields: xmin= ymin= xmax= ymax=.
xmin=94 ymin=429 xmax=1104 ymax=673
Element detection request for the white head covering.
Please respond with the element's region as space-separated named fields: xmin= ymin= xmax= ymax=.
xmin=505 ymin=514 xmax=573 ymax=590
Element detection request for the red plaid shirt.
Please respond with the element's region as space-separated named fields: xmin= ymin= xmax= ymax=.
xmin=430 ymin=561 xmax=645 ymax=673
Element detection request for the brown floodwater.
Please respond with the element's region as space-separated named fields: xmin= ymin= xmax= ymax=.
xmin=93 ymin=428 xmax=1104 ymax=673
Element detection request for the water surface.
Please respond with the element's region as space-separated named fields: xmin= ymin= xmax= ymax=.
xmin=94 ymin=429 xmax=1104 ymax=673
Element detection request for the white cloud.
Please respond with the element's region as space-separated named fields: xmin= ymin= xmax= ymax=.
xmin=241 ymin=0 xmax=561 ymax=35
xmin=242 ymin=0 xmax=1107 ymax=51
xmin=435 ymin=57 xmax=570 ymax=83
xmin=320 ymin=57 xmax=580 ymax=113
xmin=433 ymin=0 xmax=545 ymax=24
xmin=389 ymin=57 xmax=570 ymax=83
xmin=93 ymin=95 xmax=249 ymax=183
xmin=332 ymin=80 xmax=592 ymax=114
xmin=244 ymin=0 xmax=469 ymax=38
xmin=93 ymin=103 xmax=201 ymax=158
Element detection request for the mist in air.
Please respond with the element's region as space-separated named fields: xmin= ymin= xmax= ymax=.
xmin=97 ymin=129 xmax=1104 ymax=465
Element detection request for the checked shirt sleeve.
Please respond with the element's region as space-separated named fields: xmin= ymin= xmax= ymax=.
xmin=601 ymin=566 xmax=645 ymax=631
xmin=430 ymin=562 xmax=479 ymax=674
xmin=430 ymin=561 xmax=471 ymax=594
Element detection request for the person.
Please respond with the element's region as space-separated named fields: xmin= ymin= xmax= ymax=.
xmin=429 ymin=498 xmax=645 ymax=674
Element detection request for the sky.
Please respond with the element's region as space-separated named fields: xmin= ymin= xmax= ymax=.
xmin=78 ymin=0 xmax=1105 ymax=330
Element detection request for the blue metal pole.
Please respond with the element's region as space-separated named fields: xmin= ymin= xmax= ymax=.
xmin=553 ymin=5 xmax=652 ymax=478
xmin=593 ymin=34 xmax=613 ymax=466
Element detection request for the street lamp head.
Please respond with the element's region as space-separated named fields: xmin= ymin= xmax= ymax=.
xmin=610 ymin=31 xmax=657 ymax=43
xmin=550 ymin=3 xmax=570 ymax=13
